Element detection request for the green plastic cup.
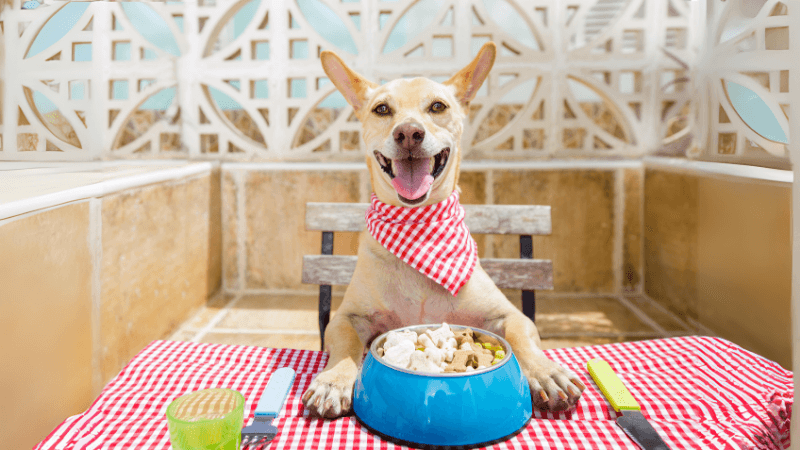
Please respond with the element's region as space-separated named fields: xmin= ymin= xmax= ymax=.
xmin=166 ymin=388 xmax=244 ymax=450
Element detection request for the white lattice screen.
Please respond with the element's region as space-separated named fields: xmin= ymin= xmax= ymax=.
xmin=0 ymin=0 xmax=792 ymax=165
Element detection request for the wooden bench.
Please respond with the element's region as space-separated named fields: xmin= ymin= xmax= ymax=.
xmin=302 ymin=202 xmax=554 ymax=351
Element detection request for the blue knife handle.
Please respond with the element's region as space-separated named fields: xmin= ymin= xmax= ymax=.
xmin=254 ymin=367 xmax=296 ymax=419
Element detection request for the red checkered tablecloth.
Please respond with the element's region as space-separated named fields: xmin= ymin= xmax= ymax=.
xmin=35 ymin=336 xmax=792 ymax=449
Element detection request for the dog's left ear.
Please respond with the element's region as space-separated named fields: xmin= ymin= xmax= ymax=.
xmin=444 ymin=42 xmax=496 ymax=108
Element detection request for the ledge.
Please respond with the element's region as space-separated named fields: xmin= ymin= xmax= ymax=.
xmin=643 ymin=156 xmax=793 ymax=187
xmin=0 ymin=161 xmax=214 ymax=221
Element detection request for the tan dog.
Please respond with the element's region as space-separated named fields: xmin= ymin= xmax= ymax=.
xmin=302 ymin=42 xmax=585 ymax=418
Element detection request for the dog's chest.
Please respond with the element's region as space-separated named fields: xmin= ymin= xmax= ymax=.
xmin=373 ymin=254 xmax=463 ymax=324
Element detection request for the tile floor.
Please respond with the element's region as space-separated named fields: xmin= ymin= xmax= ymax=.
xmin=166 ymin=290 xmax=710 ymax=351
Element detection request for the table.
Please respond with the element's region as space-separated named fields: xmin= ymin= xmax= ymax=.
xmin=35 ymin=336 xmax=792 ymax=449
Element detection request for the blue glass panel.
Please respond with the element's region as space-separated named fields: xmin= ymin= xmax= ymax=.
xmin=26 ymin=2 xmax=89 ymax=58
xmin=33 ymin=91 xmax=57 ymax=113
xmin=73 ymin=43 xmax=92 ymax=61
xmin=297 ymin=0 xmax=358 ymax=55
xmin=567 ymin=78 xmax=601 ymax=102
xmin=500 ymin=79 xmax=537 ymax=104
xmin=142 ymin=48 xmax=158 ymax=60
xmin=208 ymin=86 xmax=243 ymax=111
xmin=318 ymin=91 xmax=346 ymax=109
xmin=139 ymin=79 xmax=155 ymax=91
xmin=114 ymin=42 xmax=131 ymax=61
xmin=383 ymin=0 xmax=444 ymax=54
xmin=70 ymin=81 xmax=85 ymax=100
xmin=233 ymin=0 xmax=260 ymax=38
xmin=291 ymin=40 xmax=309 ymax=59
xmin=140 ymin=87 xmax=176 ymax=110
xmin=253 ymin=80 xmax=269 ymax=99
xmin=726 ymin=81 xmax=788 ymax=143
xmin=482 ymin=0 xmax=538 ymax=50
xmin=173 ymin=15 xmax=184 ymax=33
xmin=112 ymin=80 xmax=129 ymax=100
xmin=120 ymin=2 xmax=181 ymax=57
xmin=290 ymin=79 xmax=307 ymax=98
xmin=254 ymin=41 xmax=270 ymax=60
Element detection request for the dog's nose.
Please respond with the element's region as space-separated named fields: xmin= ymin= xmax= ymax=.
xmin=393 ymin=123 xmax=425 ymax=149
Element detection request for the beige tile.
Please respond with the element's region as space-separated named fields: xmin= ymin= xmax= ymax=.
xmin=207 ymin=167 xmax=223 ymax=296
xmin=535 ymin=296 xmax=651 ymax=335
xmin=184 ymin=291 xmax=237 ymax=329
xmin=696 ymin=178 xmax=791 ymax=369
xmin=623 ymin=295 xmax=690 ymax=332
xmin=219 ymin=293 xmax=318 ymax=330
xmin=245 ymin=171 xmax=361 ymax=290
xmin=217 ymin=293 xmax=344 ymax=331
xmin=623 ymin=167 xmax=643 ymax=291
xmin=643 ymin=169 xmax=698 ymax=318
xmin=492 ymin=170 xmax=615 ymax=293
xmin=0 ymin=203 xmax=93 ymax=450
xmin=200 ymin=332 xmax=321 ymax=351
xmin=459 ymin=170 xmax=488 ymax=259
xmin=100 ymin=176 xmax=211 ymax=384
xmin=167 ymin=328 xmax=199 ymax=342
xmin=222 ymin=171 xmax=239 ymax=289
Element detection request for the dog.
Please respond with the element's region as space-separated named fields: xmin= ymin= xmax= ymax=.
xmin=301 ymin=42 xmax=585 ymax=419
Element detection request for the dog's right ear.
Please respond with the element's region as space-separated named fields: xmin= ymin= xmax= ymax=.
xmin=320 ymin=51 xmax=377 ymax=113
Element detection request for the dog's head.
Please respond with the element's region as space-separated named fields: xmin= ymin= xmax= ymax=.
xmin=320 ymin=43 xmax=496 ymax=207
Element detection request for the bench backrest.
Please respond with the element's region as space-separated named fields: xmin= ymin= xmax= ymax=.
xmin=302 ymin=202 xmax=554 ymax=350
xmin=303 ymin=203 xmax=553 ymax=289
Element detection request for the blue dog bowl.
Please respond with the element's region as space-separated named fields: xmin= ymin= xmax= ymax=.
xmin=353 ymin=324 xmax=532 ymax=448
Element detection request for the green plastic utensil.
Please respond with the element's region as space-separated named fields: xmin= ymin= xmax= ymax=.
xmin=587 ymin=359 xmax=671 ymax=450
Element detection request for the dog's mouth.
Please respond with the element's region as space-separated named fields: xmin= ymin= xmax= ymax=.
xmin=374 ymin=148 xmax=450 ymax=205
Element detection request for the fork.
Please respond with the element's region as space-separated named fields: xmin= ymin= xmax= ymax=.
xmin=241 ymin=367 xmax=296 ymax=448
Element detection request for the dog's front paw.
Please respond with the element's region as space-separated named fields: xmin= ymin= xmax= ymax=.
xmin=526 ymin=355 xmax=586 ymax=411
xmin=301 ymin=369 xmax=355 ymax=419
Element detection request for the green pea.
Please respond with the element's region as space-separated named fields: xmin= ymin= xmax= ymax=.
xmin=494 ymin=350 xmax=506 ymax=359
xmin=482 ymin=343 xmax=492 ymax=349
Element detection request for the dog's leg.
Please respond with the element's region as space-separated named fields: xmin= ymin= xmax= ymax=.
xmin=302 ymin=313 xmax=364 ymax=418
xmin=500 ymin=311 xmax=586 ymax=411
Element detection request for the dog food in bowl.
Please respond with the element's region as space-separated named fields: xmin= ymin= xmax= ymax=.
xmin=376 ymin=323 xmax=505 ymax=374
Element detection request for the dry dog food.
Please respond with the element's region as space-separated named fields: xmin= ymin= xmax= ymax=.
xmin=376 ymin=324 xmax=506 ymax=374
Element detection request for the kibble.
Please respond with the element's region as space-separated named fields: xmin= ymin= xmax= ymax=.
xmin=379 ymin=324 xmax=506 ymax=374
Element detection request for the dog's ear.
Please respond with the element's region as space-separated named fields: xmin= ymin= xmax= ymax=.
xmin=444 ymin=42 xmax=496 ymax=108
xmin=320 ymin=51 xmax=377 ymax=113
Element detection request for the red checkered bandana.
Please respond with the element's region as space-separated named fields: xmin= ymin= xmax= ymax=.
xmin=365 ymin=190 xmax=477 ymax=296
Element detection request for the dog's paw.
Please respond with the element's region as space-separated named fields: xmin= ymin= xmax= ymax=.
xmin=525 ymin=355 xmax=586 ymax=411
xmin=301 ymin=369 xmax=355 ymax=419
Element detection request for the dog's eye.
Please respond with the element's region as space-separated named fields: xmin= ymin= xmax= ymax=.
xmin=430 ymin=101 xmax=447 ymax=113
xmin=373 ymin=104 xmax=391 ymax=116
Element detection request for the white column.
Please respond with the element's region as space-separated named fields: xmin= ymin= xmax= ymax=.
xmin=789 ymin=0 xmax=800 ymax=444
xmin=179 ymin=0 xmax=201 ymax=157
xmin=92 ymin=2 xmax=111 ymax=160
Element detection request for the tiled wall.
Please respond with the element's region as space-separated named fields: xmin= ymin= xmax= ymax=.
xmin=644 ymin=164 xmax=791 ymax=368
xmin=0 ymin=203 xmax=93 ymax=450
xmin=0 ymin=168 xmax=221 ymax=450
xmin=220 ymin=162 xmax=644 ymax=297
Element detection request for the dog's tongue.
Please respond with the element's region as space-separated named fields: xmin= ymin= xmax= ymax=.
xmin=391 ymin=157 xmax=433 ymax=200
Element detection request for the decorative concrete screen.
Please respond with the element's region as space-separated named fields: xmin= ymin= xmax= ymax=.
xmin=0 ymin=0 xmax=791 ymax=165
